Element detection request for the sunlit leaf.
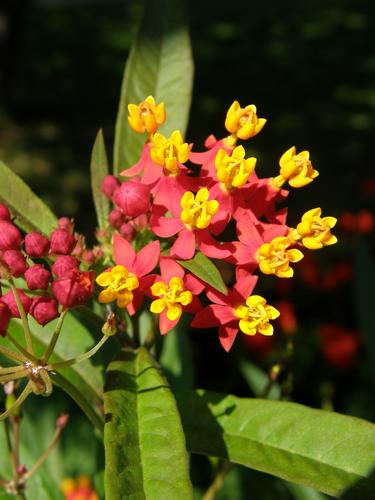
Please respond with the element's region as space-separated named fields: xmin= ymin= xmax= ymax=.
xmin=178 ymin=252 xmax=227 ymax=294
xmin=90 ymin=130 xmax=110 ymax=229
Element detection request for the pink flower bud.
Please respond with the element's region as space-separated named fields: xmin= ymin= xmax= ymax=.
xmin=25 ymin=264 xmax=51 ymax=290
xmin=50 ymin=229 xmax=77 ymax=255
xmin=0 ymin=221 xmax=22 ymax=251
xmin=58 ymin=217 xmax=74 ymax=234
xmin=108 ymin=209 xmax=124 ymax=229
xmin=52 ymin=270 xmax=94 ymax=308
xmin=30 ymin=296 xmax=59 ymax=325
xmin=120 ymin=222 xmax=136 ymax=242
xmin=1 ymin=289 xmax=32 ymax=317
xmin=82 ymin=249 xmax=95 ymax=264
xmin=1 ymin=250 xmax=27 ymax=277
xmin=56 ymin=413 xmax=69 ymax=429
xmin=101 ymin=175 xmax=121 ymax=199
xmin=0 ymin=204 xmax=11 ymax=221
xmin=113 ymin=181 xmax=151 ymax=218
xmin=51 ymin=255 xmax=79 ymax=278
xmin=24 ymin=232 xmax=50 ymax=257
xmin=0 ymin=301 xmax=11 ymax=335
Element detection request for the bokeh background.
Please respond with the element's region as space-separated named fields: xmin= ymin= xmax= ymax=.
xmin=0 ymin=1 xmax=374 ymax=498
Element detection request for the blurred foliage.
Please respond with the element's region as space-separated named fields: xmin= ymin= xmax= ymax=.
xmin=0 ymin=1 xmax=374 ymax=498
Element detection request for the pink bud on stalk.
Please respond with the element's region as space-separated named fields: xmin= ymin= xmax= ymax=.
xmin=1 ymin=250 xmax=27 ymax=277
xmin=113 ymin=181 xmax=151 ymax=218
xmin=0 ymin=204 xmax=11 ymax=221
xmin=50 ymin=229 xmax=76 ymax=255
xmin=100 ymin=175 xmax=120 ymax=199
xmin=25 ymin=264 xmax=51 ymax=290
xmin=30 ymin=297 xmax=59 ymax=325
xmin=0 ymin=221 xmax=22 ymax=251
xmin=1 ymin=289 xmax=32 ymax=317
xmin=52 ymin=255 xmax=79 ymax=278
xmin=25 ymin=231 xmax=50 ymax=257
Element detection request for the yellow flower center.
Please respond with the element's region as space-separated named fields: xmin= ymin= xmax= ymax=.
xmin=180 ymin=188 xmax=219 ymax=230
xmin=256 ymin=236 xmax=304 ymax=278
xmin=127 ymin=95 xmax=166 ymax=135
xmin=224 ymin=100 xmax=266 ymax=141
xmin=96 ymin=265 xmax=139 ymax=308
xmin=150 ymin=130 xmax=189 ymax=175
xmin=150 ymin=277 xmax=193 ymax=320
xmin=234 ymin=295 xmax=280 ymax=336
xmin=290 ymin=208 xmax=337 ymax=250
xmin=272 ymin=146 xmax=319 ymax=189
xmin=215 ymin=146 xmax=257 ymax=191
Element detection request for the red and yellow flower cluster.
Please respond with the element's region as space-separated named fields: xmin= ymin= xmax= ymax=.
xmin=97 ymin=96 xmax=338 ymax=351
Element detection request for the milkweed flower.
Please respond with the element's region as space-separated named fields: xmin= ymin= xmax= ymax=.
xmin=149 ymin=258 xmax=204 ymax=334
xmin=225 ymin=101 xmax=266 ymax=141
xmin=256 ymin=236 xmax=304 ymax=278
xmin=272 ymin=146 xmax=319 ymax=189
xmin=128 ymin=95 xmax=166 ymax=135
xmin=150 ymin=187 xmax=232 ymax=260
xmin=290 ymin=208 xmax=337 ymax=250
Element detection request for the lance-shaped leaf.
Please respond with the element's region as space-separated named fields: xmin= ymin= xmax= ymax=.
xmin=104 ymin=347 xmax=193 ymax=499
xmin=178 ymin=252 xmax=227 ymax=294
xmin=178 ymin=390 xmax=375 ymax=497
xmin=90 ymin=129 xmax=110 ymax=230
xmin=113 ymin=0 xmax=194 ymax=173
xmin=0 ymin=161 xmax=57 ymax=234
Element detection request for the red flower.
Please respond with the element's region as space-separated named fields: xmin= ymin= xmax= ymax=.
xmin=30 ymin=297 xmax=59 ymax=325
xmin=25 ymin=264 xmax=51 ymax=290
xmin=0 ymin=221 xmax=22 ymax=251
xmin=24 ymin=231 xmax=50 ymax=257
xmin=50 ymin=229 xmax=77 ymax=255
xmin=113 ymin=180 xmax=151 ymax=218
xmin=113 ymin=234 xmax=160 ymax=315
xmin=1 ymin=250 xmax=27 ymax=277
xmin=319 ymin=324 xmax=360 ymax=370
xmin=1 ymin=289 xmax=32 ymax=317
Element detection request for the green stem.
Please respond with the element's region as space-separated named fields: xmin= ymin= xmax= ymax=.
xmin=48 ymin=335 xmax=108 ymax=370
xmin=7 ymin=333 xmax=39 ymax=364
xmin=0 ymin=365 xmax=25 ymax=375
xmin=0 ymin=369 xmax=28 ymax=384
xmin=0 ymin=344 xmax=26 ymax=364
xmin=50 ymin=372 xmax=104 ymax=435
xmin=0 ymin=383 xmax=32 ymax=421
xmin=8 ymin=280 xmax=33 ymax=354
xmin=21 ymin=424 xmax=63 ymax=481
xmin=42 ymin=310 xmax=68 ymax=362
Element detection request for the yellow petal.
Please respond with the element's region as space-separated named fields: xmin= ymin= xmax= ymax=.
xmin=98 ymin=289 xmax=115 ymax=303
xmin=96 ymin=272 xmax=114 ymax=287
xmin=258 ymin=322 xmax=274 ymax=336
xmin=150 ymin=298 xmax=165 ymax=314
xmin=151 ymin=281 xmax=168 ymax=296
xmin=167 ymin=303 xmax=182 ymax=321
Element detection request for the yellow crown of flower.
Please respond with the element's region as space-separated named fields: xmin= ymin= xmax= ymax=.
xmin=256 ymin=236 xmax=304 ymax=278
xmin=180 ymin=188 xmax=219 ymax=230
xmin=290 ymin=208 xmax=337 ymax=250
xmin=215 ymin=145 xmax=257 ymax=191
xmin=150 ymin=277 xmax=192 ymax=321
xmin=225 ymin=100 xmax=266 ymax=141
xmin=234 ymin=295 xmax=280 ymax=336
xmin=150 ymin=130 xmax=189 ymax=175
xmin=273 ymin=146 xmax=319 ymax=189
xmin=128 ymin=95 xmax=166 ymax=135
xmin=96 ymin=265 xmax=139 ymax=308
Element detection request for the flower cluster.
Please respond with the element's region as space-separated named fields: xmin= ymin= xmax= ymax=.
xmin=96 ymin=95 xmax=338 ymax=351
xmin=0 ymin=210 xmax=95 ymax=336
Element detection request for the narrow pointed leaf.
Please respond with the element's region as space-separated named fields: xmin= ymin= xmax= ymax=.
xmin=0 ymin=161 xmax=57 ymax=234
xmin=104 ymin=347 xmax=193 ymax=499
xmin=178 ymin=390 xmax=375 ymax=497
xmin=90 ymin=129 xmax=110 ymax=229
xmin=178 ymin=252 xmax=227 ymax=294
xmin=113 ymin=0 xmax=194 ymax=173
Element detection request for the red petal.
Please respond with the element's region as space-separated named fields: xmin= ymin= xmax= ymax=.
xmin=150 ymin=208 xmax=183 ymax=238
xmin=160 ymin=257 xmax=184 ymax=281
xmin=113 ymin=233 xmax=136 ymax=269
xmin=159 ymin=310 xmax=179 ymax=335
xmin=170 ymin=229 xmax=196 ymax=260
xmin=197 ymin=232 xmax=232 ymax=259
xmin=219 ymin=323 xmax=239 ymax=352
xmin=191 ymin=304 xmax=235 ymax=328
xmin=233 ymin=274 xmax=258 ymax=300
xmin=133 ymin=241 xmax=160 ymax=277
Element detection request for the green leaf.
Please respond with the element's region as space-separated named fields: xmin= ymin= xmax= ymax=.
xmin=104 ymin=347 xmax=193 ymax=499
xmin=355 ymin=240 xmax=375 ymax=387
xmin=159 ymin=315 xmax=194 ymax=394
xmin=284 ymin=481 xmax=327 ymax=500
xmin=178 ymin=252 xmax=227 ymax=294
xmin=90 ymin=129 xmax=110 ymax=229
xmin=0 ymin=161 xmax=57 ymax=234
xmin=240 ymin=360 xmax=281 ymax=400
xmin=113 ymin=0 xmax=194 ymax=173
xmin=5 ymin=315 xmax=104 ymax=431
xmin=178 ymin=390 xmax=375 ymax=497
